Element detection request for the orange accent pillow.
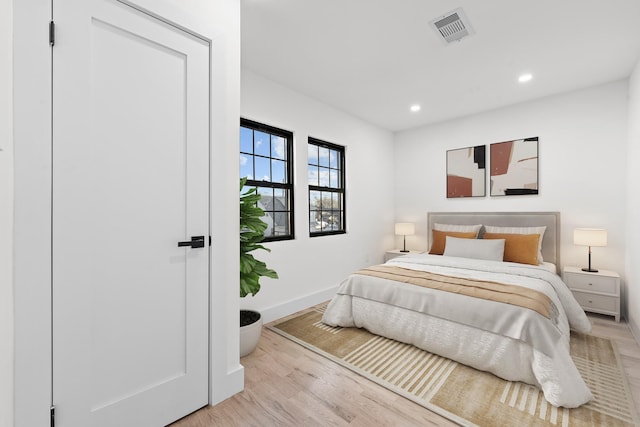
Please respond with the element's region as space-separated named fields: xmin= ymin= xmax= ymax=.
xmin=483 ymin=233 xmax=540 ymax=265
xmin=429 ymin=230 xmax=478 ymax=255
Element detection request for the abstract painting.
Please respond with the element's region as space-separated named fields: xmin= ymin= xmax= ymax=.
xmin=446 ymin=145 xmax=486 ymax=198
xmin=490 ymin=137 xmax=538 ymax=196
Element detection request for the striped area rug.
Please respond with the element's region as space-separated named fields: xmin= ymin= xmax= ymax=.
xmin=268 ymin=304 xmax=639 ymax=427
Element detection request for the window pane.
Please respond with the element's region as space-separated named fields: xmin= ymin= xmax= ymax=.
xmin=329 ymin=149 xmax=339 ymax=169
xmin=274 ymin=188 xmax=289 ymax=210
xmin=320 ymin=192 xmax=330 ymax=209
xmin=257 ymin=187 xmax=273 ymax=210
xmin=310 ymin=190 xmax=322 ymax=210
xmin=271 ymin=135 xmax=286 ymax=160
xmin=262 ymin=211 xmax=275 ymax=238
xmin=318 ymin=167 xmax=330 ymax=187
xmin=310 ymin=211 xmax=321 ymax=232
xmin=254 ymin=156 xmax=271 ymax=182
xmin=308 ymin=165 xmax=319 ymax=186
xmin=308 ymin=144 xmax=319 ymax=166
xmin=272 ymin=159 xmax=286 ymax=184
xmin=319 ymin=146 xmax=330 ymax=167
xmin=331 ymin=212 xmax=342 ymax=231
xmin=240 ymin=127 xmax=253 ymax=154
xmin=273 ymin=211 xmax=289 ymax=236
xmin=257 ymin=186 xmax=273 ymax=197
xmin=254 ymin=131 xmax=270 ymax=156
xmin=332 ymin=192 xmax=341 ymax=209
xmin=240 ymin=154 xmax=253 ymax=180
xmin=319 ymin=210 xmax=330 ymax=231
xmin=329 ymin=169 xmax=339 ymax=188
xmin=325 ymin=211 xmax=335 ymax=231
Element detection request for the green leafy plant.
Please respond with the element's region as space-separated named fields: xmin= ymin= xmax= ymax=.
xmin=240 ymin=177 xmax=278 ymax=297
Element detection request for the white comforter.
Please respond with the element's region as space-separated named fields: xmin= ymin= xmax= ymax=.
xmin=322 ymin=253 xmax=593 ymax=408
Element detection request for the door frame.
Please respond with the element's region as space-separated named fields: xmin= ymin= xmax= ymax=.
xmin=13 ymin=1 xmax=243 ymax=425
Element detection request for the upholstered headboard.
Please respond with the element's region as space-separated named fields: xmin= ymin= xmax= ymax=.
xmin=427 ymin=212 xmax=561 ymax=271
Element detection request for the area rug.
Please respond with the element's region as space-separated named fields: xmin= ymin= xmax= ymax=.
xmin=268 ymin=304 xmax=639 ymax=427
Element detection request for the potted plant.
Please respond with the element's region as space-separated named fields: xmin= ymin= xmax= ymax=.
xmin=239 ymin=177 xmax=278 ymax=356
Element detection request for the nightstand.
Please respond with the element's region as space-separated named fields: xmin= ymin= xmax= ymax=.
xmin=563 ymin=266 xmax=620 ymax=322
xmin=385 ymin=249 xmax=423 ymax=262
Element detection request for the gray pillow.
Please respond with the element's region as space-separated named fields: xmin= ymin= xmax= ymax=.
xmin=443 ymin=236 xmax=505 ymax=261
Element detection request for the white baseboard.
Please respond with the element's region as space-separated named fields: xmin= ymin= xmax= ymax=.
xmin=259 ymin=285 xmax=340 ymax=324
xmin=627 ymin=313 xmax=640 ymax=346
xmin=210 ymin=364 xmax=244 ymax=405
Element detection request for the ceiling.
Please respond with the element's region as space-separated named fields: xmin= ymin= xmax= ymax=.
xmin=241 ymin=0 xmax=640 ymax=132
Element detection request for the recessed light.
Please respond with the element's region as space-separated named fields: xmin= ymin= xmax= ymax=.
xmin=410 ymin=105 xmax=421 ymax=112
xmin=518 ymin=73 xmax=533 ymax=83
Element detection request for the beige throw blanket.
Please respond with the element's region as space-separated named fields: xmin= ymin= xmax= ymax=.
xmin=355 ymin=264 xmax=555 ymax=319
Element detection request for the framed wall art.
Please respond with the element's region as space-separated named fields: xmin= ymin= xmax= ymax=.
xmin=446 ymin=145 xmax=486 ymax=198
xmin=490 ymin=137 xmax=538 ymax=196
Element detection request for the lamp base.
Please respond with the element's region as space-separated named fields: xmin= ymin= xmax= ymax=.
xmin=581 ymin=268 xmax=599 ymax=273
xmin=400 ymin=250 xmax=409 ymax=253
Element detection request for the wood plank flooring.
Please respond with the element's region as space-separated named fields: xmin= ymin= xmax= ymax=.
xmin=172 ymin=313 xmax=640 ymax=426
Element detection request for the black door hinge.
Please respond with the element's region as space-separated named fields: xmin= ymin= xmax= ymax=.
xmin=49 ymin=21 xmax=55 ymax=46
xmin=209 ymin=235 xmax=212 ymax=246
xmin=50 ymin=405 xmax=55 ymax=427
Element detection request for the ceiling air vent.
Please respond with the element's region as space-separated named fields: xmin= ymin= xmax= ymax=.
xmin=430 ymin=7 xmax=475 ymax=44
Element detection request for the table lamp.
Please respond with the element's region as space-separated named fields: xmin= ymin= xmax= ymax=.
xmin=573 ymin=228 xmax=607 ymax=273
xmin=395 ymin=222 xmax=415 ymax=253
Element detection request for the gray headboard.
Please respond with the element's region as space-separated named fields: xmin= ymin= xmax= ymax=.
xmin=427 ymin=211 xmax=561 ymax=272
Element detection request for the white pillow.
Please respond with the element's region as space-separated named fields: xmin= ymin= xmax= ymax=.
xmin=434 ymin=223 xmax=482 ymax=236
xmin=443 ymin=236 xmax=505 ymax=261
xmin=483 ymin=225 xmax=546 ymax=263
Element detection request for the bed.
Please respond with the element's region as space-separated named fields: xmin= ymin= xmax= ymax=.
xmin=322 ymin=211 xmax=593 ymax=408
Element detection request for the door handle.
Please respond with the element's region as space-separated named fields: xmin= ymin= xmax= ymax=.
xmin=177 ymin=236 xmax=205 ymax=248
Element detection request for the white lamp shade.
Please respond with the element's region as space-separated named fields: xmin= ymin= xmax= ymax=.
xmin=574 ymin=228 xmax=607 ymax=247
xmin=395 ymin=222 xmax=415 ymax=236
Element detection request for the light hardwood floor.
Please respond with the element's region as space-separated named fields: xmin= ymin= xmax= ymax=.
xmin=172 ymin=313 xmax=640 ymax=427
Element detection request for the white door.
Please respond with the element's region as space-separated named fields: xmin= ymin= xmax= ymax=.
xmin=52 ymin=1 xmax=210 ymax=426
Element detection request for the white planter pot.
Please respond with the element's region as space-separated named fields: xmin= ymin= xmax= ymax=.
xmin=240 ymin=310 xmax=263 ymax=357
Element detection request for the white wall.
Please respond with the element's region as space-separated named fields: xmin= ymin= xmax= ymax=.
xmin=0 ymin=1 xmax=13 ymax=425
xmin=394 ymin=81 xmax=629 ymax=312
xmin=12 ymin=1 xmax=241 ymax=425
xmin=240 ymin=70 xmax=395 ymax=321
xmin=626 ymin=60 xmax=640 ymax=339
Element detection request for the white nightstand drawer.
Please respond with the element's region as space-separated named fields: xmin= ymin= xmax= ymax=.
xmin=564 ymin=273 xmax=618 ymax=295
xmin=572 ymin=291 xmax=618 ymax=312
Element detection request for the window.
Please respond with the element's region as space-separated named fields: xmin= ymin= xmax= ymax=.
xmin=240 ymin=118 xmax=294 ymax=241
xmin=308 ymin=138 xmax=345 ymax=236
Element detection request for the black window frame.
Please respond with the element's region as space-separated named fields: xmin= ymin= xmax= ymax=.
xmin=308 ymin=137 xmax=346 ymax=237
xmin=240 ymin=118 xmax=294 ymax=242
